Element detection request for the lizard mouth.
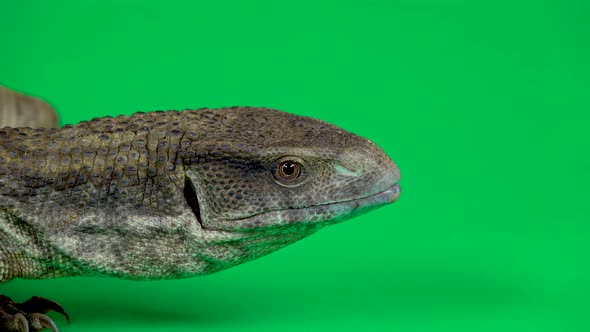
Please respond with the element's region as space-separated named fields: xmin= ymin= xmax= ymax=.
xmin=215 ymin=182 xmax=401 ymax=231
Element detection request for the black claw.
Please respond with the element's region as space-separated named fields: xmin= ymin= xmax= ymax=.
xmin=0 ymin=295 xmax=67 ymax=332
xmin=18 ymin=297 xmax=70 ymax=322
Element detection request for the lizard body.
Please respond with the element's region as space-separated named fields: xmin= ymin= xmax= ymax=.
xmin=0 ymin=85 xmax=400 ymax=331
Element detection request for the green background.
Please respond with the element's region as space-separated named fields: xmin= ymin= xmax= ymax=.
xmin=1 ymin=1 xmax=589 ymax=331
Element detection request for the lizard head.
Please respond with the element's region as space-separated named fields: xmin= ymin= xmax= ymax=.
xmin=181 ymin=107 xmax=400 ymax=266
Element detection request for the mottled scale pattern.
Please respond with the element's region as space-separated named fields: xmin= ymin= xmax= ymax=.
xmin=0 ymin=107 xmax=400 ymax=282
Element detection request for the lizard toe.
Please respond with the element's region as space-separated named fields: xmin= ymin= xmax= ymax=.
xmin=28 ymin=313 xmax=58 ymax=332
xmin=0 ymin=311 xmax=29 ymax=332
xmin=0 ymin=295 xmax=68 ymax=331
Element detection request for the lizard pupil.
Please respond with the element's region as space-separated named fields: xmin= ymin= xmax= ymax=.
xmin=279 ymin=161 xmax=300 ymax=179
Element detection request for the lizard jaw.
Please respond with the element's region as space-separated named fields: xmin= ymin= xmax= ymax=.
xmin=210 ymin=182 xmax=401 ymax=231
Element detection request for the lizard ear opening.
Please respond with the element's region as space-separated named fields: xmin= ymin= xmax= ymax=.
xmin=183 ymin=175 xmax=203 ymax=227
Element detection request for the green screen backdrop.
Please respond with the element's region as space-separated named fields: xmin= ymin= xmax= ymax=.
xmin=1 ymin=1 xmax=588 ymax=331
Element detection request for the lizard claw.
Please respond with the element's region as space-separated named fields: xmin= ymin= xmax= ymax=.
xmin=0 ymin=295 xmax=67 ymax=331
xmin=28 ymin=313 xmax=58 ymax=332
xmin=0 ymin=312 xmax=29 ymax=332
xmin=15 ymin=313 xmax=29 ymax=332
xmin=19 ymin=297 xmax=70 ymax=322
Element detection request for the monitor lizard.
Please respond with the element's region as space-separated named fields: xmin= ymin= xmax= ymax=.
xmin=0 ymin=85 xmax=401 ymax=331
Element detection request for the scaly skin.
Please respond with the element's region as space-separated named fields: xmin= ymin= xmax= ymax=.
xmin=0 ymin=85 xmax=401 ymax=331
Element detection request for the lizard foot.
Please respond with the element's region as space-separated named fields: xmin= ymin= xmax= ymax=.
xmin=0 ymin=295 xmax=69 ymax=332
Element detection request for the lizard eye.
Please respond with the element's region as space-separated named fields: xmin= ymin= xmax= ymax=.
xmin=273 ymin=157 xmax=307 ymax=187
xmin=279 ymin=161 xmax=301 ymax=179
